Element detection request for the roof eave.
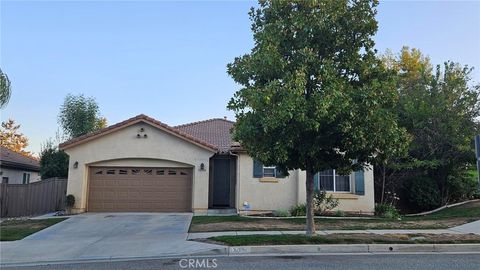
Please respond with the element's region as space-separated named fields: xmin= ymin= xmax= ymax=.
xmin=0 ymin=161 xmax=40 ymax=171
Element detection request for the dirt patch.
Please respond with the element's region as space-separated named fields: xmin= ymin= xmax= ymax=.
xmin=193 ymin=219 xmax=301 ymax=232
xmin=190 ymin=217 xmax=476 ymax=232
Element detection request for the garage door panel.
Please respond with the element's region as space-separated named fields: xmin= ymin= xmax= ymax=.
xmin=88 ymin=167 xmax=192 ymax=212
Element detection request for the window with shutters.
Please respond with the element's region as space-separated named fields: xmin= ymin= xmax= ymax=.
xmin=253 ymin=160 xmax=285 ymax=178
xmin=263 ymin=166 xmax=276 ymax=177
xmin=317 ymin=169 xmax=351 ymax=192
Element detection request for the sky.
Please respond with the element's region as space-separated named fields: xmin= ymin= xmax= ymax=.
xmin=1 ymin=0 xmax=479 ymax=154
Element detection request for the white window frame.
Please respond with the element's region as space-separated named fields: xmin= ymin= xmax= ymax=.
xmin=263 ymin=166 xmax=277 ymax=178
xmin=318 ymin=169 xmax=351 ymax=193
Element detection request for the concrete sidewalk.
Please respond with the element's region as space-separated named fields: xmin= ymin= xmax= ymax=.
xmin=449 ymin=220 xmax=480 ymax=235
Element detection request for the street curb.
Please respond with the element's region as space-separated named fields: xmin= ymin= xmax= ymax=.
xmin=223 ymin=243 xmax=480 ymax=256
xmin=2 ymin=244 xmax=479 ymax=267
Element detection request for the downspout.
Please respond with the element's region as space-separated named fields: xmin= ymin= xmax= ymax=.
xmin=229 ymin=151 xmax=240 ymax=214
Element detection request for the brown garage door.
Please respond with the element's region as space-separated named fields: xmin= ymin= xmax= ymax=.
xmin=88 ymin=167 xmax=192 ymax=212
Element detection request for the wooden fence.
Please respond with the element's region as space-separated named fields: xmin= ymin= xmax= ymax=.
xmin=0 ymin=177 xmax=68 ymax=218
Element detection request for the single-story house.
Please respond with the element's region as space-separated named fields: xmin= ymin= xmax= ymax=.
xmin=60 ymin=114 xmax=374 ymax=215
xmin=0 ymin=146 xmax=41 ymax=184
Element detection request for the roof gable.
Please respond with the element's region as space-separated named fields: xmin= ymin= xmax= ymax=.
xmin=59 ymin=114 xmax=218 ymax=152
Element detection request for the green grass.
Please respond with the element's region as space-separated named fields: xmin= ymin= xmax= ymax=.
xmin=209 ymin=234 xmax=480 ymax=246
xmin=0 ymin=218 xmax=68 ymax=241
xmin=404 ymin=203 xmax=480 ymax=221
xmin=190 ymin=215 xmax=253 ymax=225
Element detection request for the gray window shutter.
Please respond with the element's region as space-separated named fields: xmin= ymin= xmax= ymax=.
xmin=275 ymin=167 xmax=286 ymax=178
xmin=253 ymin=160 xmax=263 ymax=178
xmin=314 ymin=173 xmax=319 ymax=191
xmin=354 ymin=170 xmax=365 ymax=195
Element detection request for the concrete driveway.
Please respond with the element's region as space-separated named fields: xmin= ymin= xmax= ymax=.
xmin=0 ymin=213 xmax=222 ymax=265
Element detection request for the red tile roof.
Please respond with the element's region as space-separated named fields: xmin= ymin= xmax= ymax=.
xmin=0 ymin=146 xmax=40 ymax=171
xmin=175 ymin=118 xmax=235 ymax=153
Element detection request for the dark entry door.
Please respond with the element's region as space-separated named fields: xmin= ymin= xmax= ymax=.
xmin=212 ymin=159 xmax=230 ymax=207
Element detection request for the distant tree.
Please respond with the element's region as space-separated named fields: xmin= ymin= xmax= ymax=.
xmin=227 ymin=0 xmax=408 ymax=235
xmin=58 ymin=94 xmax=107 ymax=139
xmin=39 ymin=138 xmax=69 ymax=179
xmin=0 ymin=119 xmax=31 ymax=156
xmin=0 ymin=68 xmax=12 ymax=108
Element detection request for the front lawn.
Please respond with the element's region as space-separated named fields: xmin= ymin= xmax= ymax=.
xmin=207 ymin=233 xmax=480 ymax=246
xmin=405 ymin=200 xmax=480 ymax=220
xmin=0 ymin=218 xmax=68 ymax=241
xmin=190 ymin=201 xmax=480 ymax=232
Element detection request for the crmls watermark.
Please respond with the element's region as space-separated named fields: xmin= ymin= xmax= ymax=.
xmin=178 ymin=258 xmax=218 ymax=269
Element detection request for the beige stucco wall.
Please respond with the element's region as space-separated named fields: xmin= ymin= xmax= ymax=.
xmin=64 ymin=121 xmax=215 ymax=213
xmin=236 ymin=153 xmax=300 ymax=211
xmin=0 ymin=167 xmax=41 ymax=184
xmin=237 ymin=154 xmax=375 ymax=214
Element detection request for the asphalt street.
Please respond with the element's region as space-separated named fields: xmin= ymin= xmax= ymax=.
xmin=3 ymin=253 xmax=480 ymax=270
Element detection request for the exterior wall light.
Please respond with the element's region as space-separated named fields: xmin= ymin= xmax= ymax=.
xmin=200 ymin=163 xmax=205 ymax=171
xmin=73 ymin=161 xmax=79 ymax=169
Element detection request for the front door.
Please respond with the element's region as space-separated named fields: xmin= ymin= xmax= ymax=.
xmin=212 ymin=158 xmax=231 ymax=207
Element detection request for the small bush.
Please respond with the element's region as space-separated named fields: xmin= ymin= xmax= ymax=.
xmin=65 ymin=194 xmax=75 ymax=208
xmin=313 ymin=190 xmax=339 ymax=215
xmin=273 ymin=209 xmax=291 ymax=217
xmin=406 ymin=176 xmax=441 ymax=211
xmin=290 ymin=203 xmax=307 ymax=216
xmin=39 ymin=140 xmax=69 ymax=179
xmin=375 ymin=203 xmax=400 ymax=219
xmin=334 ymin=210 xmax=346 ymax=217
xmin=447 ymin=172 xmax=478 ymax=202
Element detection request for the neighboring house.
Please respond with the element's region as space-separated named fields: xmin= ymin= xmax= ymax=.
xmin=60 ymin=114 xmax=374 ymax=215
xmin=0 ymin=146 xmax=41 ymax=184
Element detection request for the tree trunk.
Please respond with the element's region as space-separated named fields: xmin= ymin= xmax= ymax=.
xmin=381 ymin=164 xmax=386 ymax=204
xmin=305 ymin=170 xmax=316 ymax=236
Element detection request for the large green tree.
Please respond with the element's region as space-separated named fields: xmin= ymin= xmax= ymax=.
xmin=58 ymin=94 xmax=107 ymax=139
xmin=382 ymin=47 xmax=480 ymax=206
xmin=227 ymin=0 xmax=407 ymax=235
xmin=0 ymin=68 xmax=11 ymax=108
